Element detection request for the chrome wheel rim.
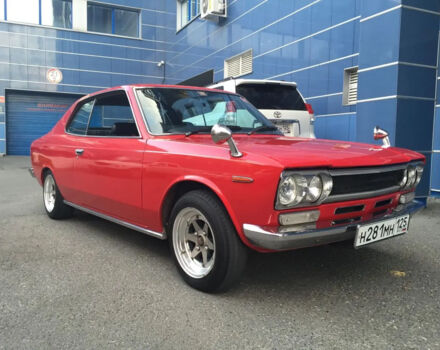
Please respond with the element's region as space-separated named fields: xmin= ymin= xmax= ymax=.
xmin=43 ymin=174 xmax=56 ymax=212
xmin=172 ymin=208 xmax=216 ymax=279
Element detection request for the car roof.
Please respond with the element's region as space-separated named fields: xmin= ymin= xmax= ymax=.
xmin=79 ymin=84 xmax=234 ymax=101
xmin=210 ymin=78 xmax=298 ymax=87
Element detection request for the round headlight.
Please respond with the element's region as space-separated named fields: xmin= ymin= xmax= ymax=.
xmin=406 ymin=166 xmax=416 ymax=188
xmin=415 ymin=164 xmax=424 ymax=186
xmin=306 ymin=175 xmax=323 ymax=202
xmin=278 ymin=175 xmax=307 ymax=206
xmin=399 ymin=169 xmax=408 ymax=188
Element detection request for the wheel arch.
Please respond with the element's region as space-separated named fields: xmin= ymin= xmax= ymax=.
xmin=160 ymin=177 xmax=242 ymax=239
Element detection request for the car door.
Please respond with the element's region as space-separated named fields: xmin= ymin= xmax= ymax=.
xmin=70 ymin=90 xmax=146 ymax=226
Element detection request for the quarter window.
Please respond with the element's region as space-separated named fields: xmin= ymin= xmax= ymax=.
xmin=87 ymin=92 xmax=139 ymax=137
xmin=87 ymin=3 xmax=139 ymax=38
xmin=67 ymin=101 xmax=94 ymax=136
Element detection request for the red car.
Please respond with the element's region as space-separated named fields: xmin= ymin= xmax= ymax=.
xmin=30 ymin=85 xmax=425 ymax=292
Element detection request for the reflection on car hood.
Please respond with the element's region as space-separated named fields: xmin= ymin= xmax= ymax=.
xmin=231 ymin=136 xmax=423 ymax=168
xmin=149 ymin=135 xmax=424 ymax=169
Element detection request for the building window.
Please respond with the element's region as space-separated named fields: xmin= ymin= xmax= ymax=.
xmin=87 ymin=3 xmax=139 ymax=38
xmin=224 ymin=50 xmax=253 ymax=79
xmin=3 ymin=0 xmax=72 ymax=29
xmin=42 ymin=0 xmax=72 ymax=29
xmin=177 ymin=0 xmax=200 ymax=30
xmin=343 ymin=67 xmax=359 ymax=105
xmin=6 ymin=0 xmax=40 ymax=24
xmin=0 ymin=1 xmax=4 ymax=21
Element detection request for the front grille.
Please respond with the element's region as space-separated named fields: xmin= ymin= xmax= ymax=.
xmin=326 ymin=164 xmax=406 ymax=203
xmin=331 ymin=169 xmax=404 ymax=195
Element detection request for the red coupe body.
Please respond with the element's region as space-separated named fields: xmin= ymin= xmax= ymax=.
xmin=31 ymin=85 xmax=425 ymax=254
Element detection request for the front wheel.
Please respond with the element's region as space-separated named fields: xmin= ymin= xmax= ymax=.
xmin=43 ymin=171 xmax=74 ymax=219
xmin=168 ymin=190 xmax=248 ymax=293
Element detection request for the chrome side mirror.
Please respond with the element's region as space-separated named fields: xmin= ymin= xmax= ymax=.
xmin=373 ymin=126 xmax=391 ymax=148
xmin=211 ymin=124 xmax=242 ymax=158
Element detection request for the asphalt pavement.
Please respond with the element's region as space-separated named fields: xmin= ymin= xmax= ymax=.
xmin=0 ymin=156 xmax=439 ymax=349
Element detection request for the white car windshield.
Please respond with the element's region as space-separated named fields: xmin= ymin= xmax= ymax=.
xmin=136 ymin=88 xmax=280 ymax=135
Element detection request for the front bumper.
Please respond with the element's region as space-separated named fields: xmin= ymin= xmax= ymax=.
xmin=28 ymin=167 xmax=35 ymax=178
xmin=243 ymin=200 xmax=425 ymax=251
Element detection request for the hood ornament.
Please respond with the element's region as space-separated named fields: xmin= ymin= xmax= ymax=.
xmin=373 ymin=126 xmax=391 ymax=148
xmin=211 ymin=124 xmax=242 ymax=158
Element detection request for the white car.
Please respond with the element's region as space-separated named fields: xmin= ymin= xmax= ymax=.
xmin=208 ymin=79 xmax=315 ymax=138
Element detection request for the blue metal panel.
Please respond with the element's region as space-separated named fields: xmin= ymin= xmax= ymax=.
xmin=6 ymin=91 xmax=81 ymax=155
xmin=358 ymin=9 xmax=401 ymax=69
xmin=399 ymin=8 xmax=439 ymax=67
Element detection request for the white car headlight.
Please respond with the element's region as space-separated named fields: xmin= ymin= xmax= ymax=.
xmin=278 ymin=175 xmax=307 ymax=206
xmin=406 ymin=165 xmax=416 ymax=189
xmin=306 ymin=175 xmax=322 ymax=202
xmin=415 ymin=164 xmax=424 ymax=186
xmin=277 ymin=172 xmax=333 ymax=208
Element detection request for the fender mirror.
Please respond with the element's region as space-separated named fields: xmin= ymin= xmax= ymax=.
xmin=373 ymin=126 xmax=391 ymax=148
xmin=211 ymin=124 xmax=242 ymax=158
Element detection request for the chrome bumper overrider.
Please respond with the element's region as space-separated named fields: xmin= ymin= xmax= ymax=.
xmin=28 ymin=167 xmax=35 ymax=178
xmin=243 ymin=200 xmax=425 ymax=251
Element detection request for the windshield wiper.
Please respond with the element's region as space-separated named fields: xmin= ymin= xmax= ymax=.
xmin=184 ymin=127 xmax=212 ymax=137
xmin=248 ymin=125 xmax=280 ymax=135
xmin=185 ymin=125 xmax=243 ymax=137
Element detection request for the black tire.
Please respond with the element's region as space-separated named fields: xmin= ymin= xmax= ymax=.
xmin=42 ymin=170 xmax=74 ymax=220
xmin=168 ymin=190 xmax=248 ymax=293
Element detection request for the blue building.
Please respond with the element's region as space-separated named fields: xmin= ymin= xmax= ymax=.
xmin=0 ymin=0 xmax=439 ymax=200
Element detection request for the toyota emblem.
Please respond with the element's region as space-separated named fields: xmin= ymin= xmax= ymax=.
xmin=273 ymin=111 xmax=282 ymax=118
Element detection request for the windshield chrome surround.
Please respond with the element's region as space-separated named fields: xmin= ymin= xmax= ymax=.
xmin=132 ymin=86 xmax=278 ymax=137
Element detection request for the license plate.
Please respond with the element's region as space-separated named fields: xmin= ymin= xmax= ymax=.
xmin=354 ymin=214 xmax=410 ymax=248
xmin=273 ymin=121 xmax=299 ymax=136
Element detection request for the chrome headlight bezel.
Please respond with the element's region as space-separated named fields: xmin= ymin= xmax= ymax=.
xmin=276 ymin=171 xmax=333 ymax=210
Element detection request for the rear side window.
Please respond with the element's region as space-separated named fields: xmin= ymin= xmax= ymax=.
xmin=66 ymin=101 xmax=94 ymax=135
xmin=87 ymin=92 xmax=139 ymax=137
xmin=236 ymin=83 xmax=307 ymax=111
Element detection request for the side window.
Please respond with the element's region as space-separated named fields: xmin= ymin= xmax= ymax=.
xmin=66 ymin=101 xmax=94 ymax=135
xmin=87 ymin=92 xmax=139 ymax=137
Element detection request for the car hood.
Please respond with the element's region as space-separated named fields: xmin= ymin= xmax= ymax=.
xmin=159 ymin=135 xmax=424 ymax=169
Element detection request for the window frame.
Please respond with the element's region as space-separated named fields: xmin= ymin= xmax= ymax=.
xmin=87 ymin=1 xmax=141 ymax=39
xmin=3 ymin=0 xmax=73 ymax=29
xmin=65 ymin=90 xmax=142 ymax=139
xmin=343 ymin=66 xmax=359 ymax=106
xmin=176 ymin=0 xmax=200 ymax=31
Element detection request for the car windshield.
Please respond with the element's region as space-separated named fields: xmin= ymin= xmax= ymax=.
xmin=136 ymin=87 xmax=280 ymax=135
xmin=236 ymin=83 xmax=307 ymax=110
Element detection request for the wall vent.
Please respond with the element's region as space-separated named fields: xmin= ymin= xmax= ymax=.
xmin=343 ymin=67 xmax=358 ymax=105
xmin=224 ymin=49 xmax=252 ymax=79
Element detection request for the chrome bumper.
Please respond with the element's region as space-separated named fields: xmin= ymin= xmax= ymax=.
xmin=28 ymin=167 xmax=35 ymax=178
xmin=243 ymin=200 xmax=425 ymax=251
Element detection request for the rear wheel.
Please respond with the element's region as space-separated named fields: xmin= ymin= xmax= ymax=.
xmin=43 ymin=171 xmax=74 ymax=219
xmin=168 ymin=190 xmax=248 ymax=293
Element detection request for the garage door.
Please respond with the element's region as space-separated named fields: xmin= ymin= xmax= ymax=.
xmin=6 ymin=91 xmax=82 ymax=155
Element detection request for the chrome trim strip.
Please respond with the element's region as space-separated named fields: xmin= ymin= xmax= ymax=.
xmin=243 ymin=200 xmax=424 ymax=251
xmin=328 ymin=163 xmax=408 ymax=176
xmin=64 ymin=201 xmax=166 ymax=240
xmin=325 ymin=186 xmax=401 ymax=203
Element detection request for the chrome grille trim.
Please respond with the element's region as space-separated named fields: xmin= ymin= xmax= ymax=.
xmin=324 ymin=186 xmax=401 ymax=203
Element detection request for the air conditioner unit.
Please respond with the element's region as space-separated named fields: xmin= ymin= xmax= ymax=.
xmin=201 ymin=0 xmax=227 ymax=20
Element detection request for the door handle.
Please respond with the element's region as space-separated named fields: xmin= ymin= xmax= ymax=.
xmin=75 ymin=149 xmax=84 ymax=156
